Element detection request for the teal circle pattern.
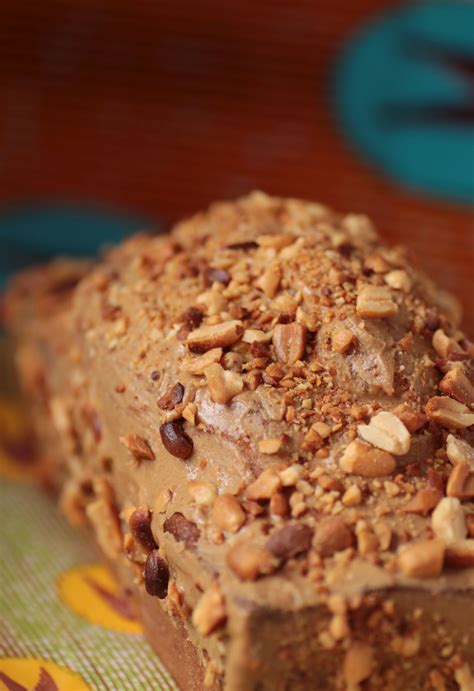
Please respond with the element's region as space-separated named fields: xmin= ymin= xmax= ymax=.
xmin=0 ymin=204 xmax=156 ymax=288
xmin=333 ymin=1 xmax=474 ymax=205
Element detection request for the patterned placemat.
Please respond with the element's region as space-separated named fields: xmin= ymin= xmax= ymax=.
xmin=0 ymin=398 xmax=178 ymax=691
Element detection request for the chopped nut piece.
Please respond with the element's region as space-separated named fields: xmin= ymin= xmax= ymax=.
xmin=356 ymin=285 xmax=398 ymax=318
xmin=182 ymin=402 xmax=197 ymax=425
xmin=256 ymin=263 xmax=281 ymax=298
xmin=258 ymin=438 xmax=282 ymax=455
xmin=342 ymin=484 xmax=362 ymax=507
xmin=425 ymin=396 xmax=474 ymax=430
xmin=343 ymin=213 xmax=377 ymax=241
xmin=432 ymin=498 xmax=467 ymax=544
xmin=447 ymin=462 xmax=474 ymax=500
xmin=144 ymin=550 xmax=169 ymax=598
xmin=313 ymin=422 xmax=332 ymax=439
xmin=356 ymin=521 xmax=379 ymax=556
xmin=119 ymin=433 xmax=155 ymax=461
xmin=242 ymin=329 xmax=272 ymax=344
xmin=432 ymin=329 xmax=460 ymax=359
xmin=302 ymin=425 xmax=325 ymax=452
xmin=358 ymin=411 xmax=411 ymax=456
xmin=186 ymin=320 xmax=243 ymax=353
xmin=439 ymin=367 xmax=474 ymax=406
xmin=331 ymin=326 xmax=355 ymax=354
xmin=273 ymin=322 xmax=307 ymax=364
xmin=444 ymin=540 xmax=474 ymax=568
xmin=160 ymin=419 xmax=194 ymax=459
xmin=188 ymin=480 xmax=217 ymax=507
xmin=340 ymin=439 xmax=396 ymax=477
xmin=279 ymin=464 xmax=304 ymax=487
xmin=164 ymin=512 xmax=200 ymax=549
xmin=157 ymin=382 xmax=185 ymax=410
xmin=454 ymin=663 xmax=474 ymax=691
xmin=86 ymin=484 xmax=122 ymax=559
xmin=403 ymin=487 xmax=443 ymax=516
xmin=393 ymin=403 xmax=427 ymax=433
xmin=192 ymin=585 xmax=226 ymax=636
xmin=269 ymin=492 xmax=290 ymax=517
xmin=129 ymin=506 xmax=157 ymax=552
xmin=398 ymin=539 xmax=445 ymax=578
xmin=364 ymin=253 xmax=390 ymax=273
xmin=343 ymin=642 xmax=374 ymax=687
xmin=181 ymin=348 xmax=223 ymax=374
xmin=374 ymin=521 xmax=392 ymax=551
xmin=313 ymin=515 xmax=353 ymax=557
xmin=266 ymin=523 xmax=313 ymax=560
xmin=154 ymin=489 xmax=172 ymax=514
xmin=226 ymin=542 xmax=276 ymax=580
xmin=212 ymin=494 xmax=246 ymax=533
xmin=256 ymin=233 xmax=295 ymax=249
xmin=318 ymin=474 xmax=344 ymax=492
xmin=204 ymin=363 xmax=243 ymax=404
xmin=384 ymin=269 xmax=412 ymax=292
xmin=246 ymin=468 xmax=282 ymax=500
xmin=446 ymin=434 xmax=474 ymax=470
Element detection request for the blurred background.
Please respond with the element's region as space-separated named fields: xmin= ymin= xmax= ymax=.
xmin=0 ymin=0 xmax=473 ymax=327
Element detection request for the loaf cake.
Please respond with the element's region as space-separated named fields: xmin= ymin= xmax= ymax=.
xmin=4 ymin=193 xmax=474 ymax=690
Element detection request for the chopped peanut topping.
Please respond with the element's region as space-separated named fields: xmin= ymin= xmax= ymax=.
xmin=340 ymin=439 xmax=396 ymax=477
xmin=246 ymin=468 xmax=282 ymax=500
xmin=331 ymin=326 xmax=355 ymax=354
xmin=439 ymin=366 xmax=474 ymax=406
xmin=188 ymin=480 xmax=217 ymax=507
xmin=204 ymin=363 xmax=243 ymax=404
xmin=119 ymin=433 xmax=155 ymax=461
xmin=181 ymin=347 xmax=223 ymax=374
xmin=212 ymin=494 xmax=246 ymax=533
xmin=363 ymin=252 xmax=390 ymax=273
xmin=393 ymin=403 xmax=427 ymax=433
xmin=356 ymin=285 xmax=398 ymax=318
xmin=425 ymin=396 xmax=474 ymax=430
xmin=432 ymin=498 xmax=467 ymax=543
xmin=192 ymin=585 xmax=226 ymax=636
xmin=358 ymin=411 xmax=411 ymax=456
xmin=279 ymin=464 xmax=304 ymax=487
xmin=384 ymin=269 xmax=412 ymax=292
xmin=398 ymin=539 xmax=445 ymax=578
xmin=402 ymin=487 xmax=442 ymax=516
xmin=343 ymin=642 xmax=374 ymax=687
xmin=342 ymin=484 xmax=362 ymax=507
xmin=446 ymin=434 xmax=474 ymax=470
xmin=432 ymin=328 xmax=461 ymax=359
xmin=256 ymin=263 xmax=281 ymax=298
xmin=273 ymin=322 xmax=307 ymax=364
xmin=226 ymin=542 xmax=277 ymax=580
xmin=242 ymin=329 xmax=272 ymax=344
xmin=187 ymin=320 xmax=243 ymax=353
xmin=447 ymin=462 xmax=474 ymax=500
xmin=258 ymin=438 xmax=282 ymax=454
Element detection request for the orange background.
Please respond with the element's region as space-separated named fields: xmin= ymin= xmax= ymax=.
xmin=0 ymin=1 xmax=472 ymax=329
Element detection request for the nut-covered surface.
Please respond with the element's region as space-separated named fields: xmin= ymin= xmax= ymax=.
xmin=5 ymin=192 xmax=474 ymax=690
